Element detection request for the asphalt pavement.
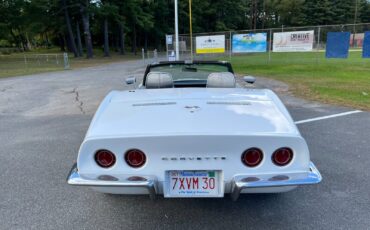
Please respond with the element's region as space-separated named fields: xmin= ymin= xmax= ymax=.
xmin=0 ymin=60 xmax=369 ymax=230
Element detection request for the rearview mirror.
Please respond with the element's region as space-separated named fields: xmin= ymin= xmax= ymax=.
xmin=243 ymin=76 xmax=256 ymax=84
xmin=125 ymin=76 xmax=136 ymax=85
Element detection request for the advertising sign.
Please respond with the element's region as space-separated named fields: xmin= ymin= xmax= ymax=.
xmin=196 ymin=35 xmax=225 ymax=54
xmin=273 ymin=30 xmax=314 ymax=52
xmin=363 ymin=31 xmax=370 ymax=58
xmin=350 ymin=33 xmax=364 ymax=47
xmin=166 ymin=35 xmax=173 ymax=45
xmin=326 ymin=32 xmax=350 ymax=58
xmin=232 ymin=33 xmax=267 ymax=53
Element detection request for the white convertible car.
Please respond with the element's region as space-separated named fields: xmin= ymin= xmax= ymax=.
xmin=67 ymin=60 xmax=321 ymax=200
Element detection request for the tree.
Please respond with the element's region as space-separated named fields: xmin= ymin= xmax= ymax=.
xmin=62 ymin=0 xmax=79 ymax=57
xmin=122 ymin=0 xmax=153 ymax=54
xmin=79 ymin=0 xmax=93 ymax=58
xmin=96 ymin=1 xmax=120 ymax=57
xmin=76 ymin=21 xmax=83 ymax=56
xmin=1 ymin=0 xmax=369 ymax=55
xmin=358 ymin=0 xmax=370 ymax=23
xmin=0 ymin=0 xmax=28 ymax=50
xmin=151 ymin=0 xmax=171 ymax=50
xmin=301 ymin=0 xmax=336 ymax=25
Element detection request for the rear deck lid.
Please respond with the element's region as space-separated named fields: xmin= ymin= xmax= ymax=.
xmin=86 ymin=88 xmax=298 ymax=138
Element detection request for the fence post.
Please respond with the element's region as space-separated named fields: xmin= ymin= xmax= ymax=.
xmin=142 ymin=48 xmax=145 ymax=63
xmin=317 ymin=26 xmax=321 ymax=50
xmin=23 ymin=54 xmax=28 ymax=70
xmin=165 ymin=34 xmax=168 ymax=60
xmin=268 ymin=29 xmax=272 ymax=64
xmin=154 ymin=49 xmax=158 ymax=62
xmin=316 ymin=26 xmax=321 ymax=64
xmin=63 ymin=53 xmax=70 ymax=69
xmin=56 ymin=54 xmax=59 ymax=65
xmin=229 ymin=31 xmax=232 ymax=61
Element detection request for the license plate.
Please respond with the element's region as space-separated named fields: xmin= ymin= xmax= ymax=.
xmin=165 ymin=170 xmax=223 ymax=197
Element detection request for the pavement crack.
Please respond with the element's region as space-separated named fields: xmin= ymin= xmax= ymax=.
xmin=72 ymin=87 xmax=85 ymax=114
xmin=0 ymin=86 xmax=12 ymax=92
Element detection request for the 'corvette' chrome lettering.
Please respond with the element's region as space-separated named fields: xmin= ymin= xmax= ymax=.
xmin=161 ymin=156 xmax=227 ymax=161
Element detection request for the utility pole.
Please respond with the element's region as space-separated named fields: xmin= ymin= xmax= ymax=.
xmin=174 ymin=0 xmax=180 ymax=60
xmin=189 ymin=0 xmax=193 ymax=61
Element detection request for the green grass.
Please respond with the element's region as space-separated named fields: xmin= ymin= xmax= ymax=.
xmin=69 ymin=52 xmax=139 ymax=69
xmin=1 ymin=48 xmax=369 ymax=110
xmin=231 ymin=51 xmax=370 ymax=110
xmin=0 ymin=48 xmax=140 ymax=78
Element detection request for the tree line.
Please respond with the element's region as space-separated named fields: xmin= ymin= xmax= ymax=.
xmin=0 ymin=0 xmax=369 ymax=58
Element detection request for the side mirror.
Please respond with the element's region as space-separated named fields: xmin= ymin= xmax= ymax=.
xmin=125 ymin=76 xmax=136 ymax=85
xmin=243 ymin=76 xmax=256 ymax=84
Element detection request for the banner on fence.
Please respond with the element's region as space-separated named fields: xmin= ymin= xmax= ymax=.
xmin=350 ymin=33 xmax=364 ymax=47
xmin=273 ymin=30 xmax=314 ymax=52
xmin=196 ymin=35 xmax=225 ymax=54
xmin=326 ymin=32 xmax=350 ymax=58
xmin=363 ymin=31 xmax=370 ymax=58
xmin=232 ymin=33 xmax=267 ymax=53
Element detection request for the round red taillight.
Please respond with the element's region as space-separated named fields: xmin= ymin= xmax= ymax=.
xmin=95 ymin=150 xmax=116 ymax=168
xmin=272 ymin=147 xmax=293 ymax=166
xmin=242 ymin=148 xmax=263 ymax=167
xmin=125 ymin=149 xmax=146 ymax=168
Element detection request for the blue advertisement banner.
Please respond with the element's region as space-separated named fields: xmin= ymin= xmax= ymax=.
xmin=326 ymin=32 xmax=350 ymax=58
xmin=363 ymin=31 xmax=370 ymax=58
xmin=232 ymin=33 xmax=267 ymax=53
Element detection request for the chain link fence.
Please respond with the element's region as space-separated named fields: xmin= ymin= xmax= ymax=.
xmin=166 ymin=23 xmax=370 ymax=64
xmin=0 ymin=53 xmax=69 ymax=77
xmin=141 ymin=49 xmax=169 ymax=64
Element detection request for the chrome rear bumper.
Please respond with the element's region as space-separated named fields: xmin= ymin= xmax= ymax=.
xmin=230 ymin=162 xmax=322 ymax=201
xmin=67 ymin=163 xmax=157 ymax=200
xmin=67 ymin=162 xmax=321 ymax=201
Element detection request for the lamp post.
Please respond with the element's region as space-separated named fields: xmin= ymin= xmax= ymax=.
xmin=174 ymin=0 xmax=180 ymax=60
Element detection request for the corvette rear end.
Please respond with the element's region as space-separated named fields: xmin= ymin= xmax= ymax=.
xmin=67 ymin=85 xmax=321 ymax=200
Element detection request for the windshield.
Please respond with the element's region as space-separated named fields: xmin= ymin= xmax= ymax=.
xmin=148 ymin=63 xmax=231 ymax=82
